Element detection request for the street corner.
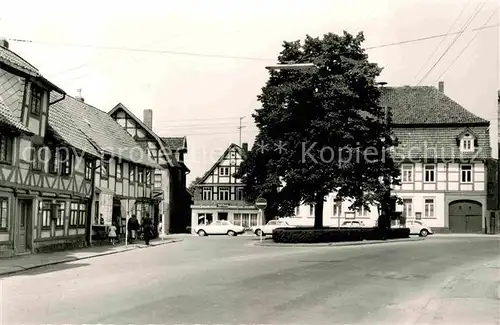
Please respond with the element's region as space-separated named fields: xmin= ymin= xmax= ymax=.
xmin=253 ymin=237 xmax=426 ymax=247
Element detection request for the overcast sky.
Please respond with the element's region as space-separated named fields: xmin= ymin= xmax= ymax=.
xmin=1 ymin=0 xmax=498 ymax=182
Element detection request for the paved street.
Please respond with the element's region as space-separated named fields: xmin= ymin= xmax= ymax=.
xmin=1 ymin=235 xmax=499 ymax=325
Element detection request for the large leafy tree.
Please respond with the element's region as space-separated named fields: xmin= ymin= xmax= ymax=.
xmin=236 ymin=31 xmax=400 ymax=229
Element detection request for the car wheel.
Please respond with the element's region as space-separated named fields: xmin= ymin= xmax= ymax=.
xmin=197 ymin=229 xmax=207 ymax=236
xmin=255 ymin=229 xmax=263 ymax=236
xmin=419 ymin=229 xmax=429 ymax=237
xmin=227 ymin=230 xmax=236 ymax=236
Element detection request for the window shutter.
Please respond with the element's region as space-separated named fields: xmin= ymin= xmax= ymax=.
xmin=473 ymin=139 xmax=478 ymax=147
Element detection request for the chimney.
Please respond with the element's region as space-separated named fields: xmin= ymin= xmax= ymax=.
xmin=75 ymin=88 xmax=84 ymax=102
xmin=0 ymin=38 xmax=9 ymax=49
xmin=143 ymin=109 xmax=153 ymax=129
xmin=242 ymin=143 xmax=248 ymax=152
xmin=438 ymin=81 xmax=444 ymax=93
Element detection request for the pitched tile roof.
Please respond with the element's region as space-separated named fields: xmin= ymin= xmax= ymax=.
xmin=393 ymin=126 xmax=491 ymax=161
xmin=162 ymin=137 xmax=187 ymax=151
xmin=0 ymin=46 xmax=39 ymax=77
xmin=380 ymin=86 xmax=489 ymax=125
xmin=0 ymin=46 xmax=65 ymax=94
xmin=0 ymin=96 xmax=31 ymax=133
xmin=50 ymin=95 xmax=161 ymax=168
xmin=108 ymin=103 xmax=180 ymax=168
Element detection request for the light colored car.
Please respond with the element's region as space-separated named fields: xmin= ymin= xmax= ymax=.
xmin=194 ymin=220 xmax=245 ymax=236
xmin=341 ymin=220 xmax=366 ymax=227
xmin=406 ymin=220 xmax=433 ymax=237
xmin=252 ymin=220 xmax=295 ymax=236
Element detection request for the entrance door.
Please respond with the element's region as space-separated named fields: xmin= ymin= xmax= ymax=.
xmin=449 ymin=200 xmax=482 ymax=233
xmin=16 ymin=199 xmax=32 ymax=253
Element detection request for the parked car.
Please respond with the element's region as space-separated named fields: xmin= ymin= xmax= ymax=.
xmin=194 ymin=220 xmax=245 ymax=236
xmin=252 ymin=220 xmax=295 ymax=236
xmin=341 ymin=220 xmax=366 ymax=227
xmin=406 ymin=220 xmax=433 ymax=237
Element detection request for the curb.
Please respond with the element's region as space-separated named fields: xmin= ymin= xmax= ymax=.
xmin=253 ymin=237 xmax=425 ymax=247
xmin=0 ymin=239 xmax=183 ymax=277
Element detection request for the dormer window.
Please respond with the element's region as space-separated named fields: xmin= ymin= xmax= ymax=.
xmin=30 ymin=85 xmax=43 ymax=116
xmin=458 ymin=131 xmax=477 ymax=152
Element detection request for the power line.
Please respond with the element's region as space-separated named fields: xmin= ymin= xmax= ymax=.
xmin=417 ymin=1 xmax=487 ymax=85
xmin=436 ymin=7 xmax=498 ymax=80
xmin=156 ymin=116 xmax=250 ymax=123
xmin=6 ymin=23 xmax=498 ymax=65
xmin=161 ymin=129 xmax=259 ymax=137
xmin=413 ymin=0 xmax=472 ymax=83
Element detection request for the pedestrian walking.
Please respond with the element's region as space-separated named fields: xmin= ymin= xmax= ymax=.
xmin=108 ymin=223 xmax=117 ymax=246
xmin=142 ymin=213 xmax=153 ymax=245
xmin=128 ymin=215 xmax=139 ymax=243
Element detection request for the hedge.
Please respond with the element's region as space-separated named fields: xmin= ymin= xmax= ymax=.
xmin=272 ymin=227 xmax=410 ymax=243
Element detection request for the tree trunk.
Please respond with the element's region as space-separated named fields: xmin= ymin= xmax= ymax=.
xmin=377 ymin=191 xmax=392 ymax=239
xmin=314 ymin=193 xmax=325 ymax=229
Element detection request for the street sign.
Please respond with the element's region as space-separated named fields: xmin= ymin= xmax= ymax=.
xmin=255 ymin=197 xmax=267 ymax=210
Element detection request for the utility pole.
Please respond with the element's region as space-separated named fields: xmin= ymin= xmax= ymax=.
xmin=238 ymin=116 xmax=246 ymax=146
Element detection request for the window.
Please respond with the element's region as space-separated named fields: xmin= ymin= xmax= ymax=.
xmin=309 ymin=205 xmax=314 ymax=216
xmin=236 ymin=187 xmax=244 ymax=201
xmin=460 ymin=134 xmax=475 ymax=152
xmin=56 ymin=202 xmax=65 ymax=227
xmin=78 ymin=203 xmax=86 ymax=226
xmin=116 ymin=162 xmax=122 ymax=180
xmin=333 ymin=200 xmax=342 ymax=217
xmin=424 ymin=164 xmax=435 ymax=183
xmin=60 ymin=148 xmax=72 ymax=176
xmin=101 ymin=159 xmax=109 ymax=179
xmin=84 ymin=159 xmax=92 ymax=180
xmin=48 ymin=147 xmax=59 ymax=174
xmin=0 ymin=133 xmax=13 ymax=164
xmin=460 ymin=164 xmax=472 ymax=183
xmin=129 ymin=164 xmax=135 ymax=182
xmin=295 ymin=206 xmax=300 ymax=216
xmin=357 ymin=206 xmax=368 ymax=217
xmin=250 ymin=213 xmax=258 ymax=227
xmin=154 ymin=172 xmax=162 ymax=188
xmin=233 ymin=213 xmax=242 ymax=226
xmin=138 ymin=167 xmax=144 ymax=184
xmin=402 ymin=199 xmax=413 ymax=217
xmin=70 ymin=202 xmax=79 ymax=226
xmin=202 ymin=187 xmax=212 ymax=200
xmin=219 ymin=187 xmax=230 ymax=200
xmin=39 ymin=201 xmax=52 ymax=229
xmin=401 ymin=164 xmax=413 ymax=182
xmin=31 ymin=145 xmax=43 ymax=171
xmin=30 ymin=85 xmax=43 ymax=115
xmin=219 ymin=167 xmax=229 ymax=176
xmin=0 ymin=197 xmax=8 ymax=231
xmin=424 ymin=199 xmax=435 ymax=218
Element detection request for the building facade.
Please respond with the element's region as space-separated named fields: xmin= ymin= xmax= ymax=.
xmin=0 ymin=39 xmax=99 ymax=257
xmin=286 ymin=84 xmax=495 ymax=233
xmin=108 ymin=105 xmax=190 ymax=234
xmin=190 ymin=143 xmax=260 ymax=233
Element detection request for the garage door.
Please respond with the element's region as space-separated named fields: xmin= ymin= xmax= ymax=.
xmin=448 ymin=200 xmax=483 ymax=233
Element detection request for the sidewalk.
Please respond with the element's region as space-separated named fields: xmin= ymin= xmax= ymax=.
xmin=430 ymin=233 xmax=500 ymax=238
xmin=0 ymin=237 xmax=183 ymax=277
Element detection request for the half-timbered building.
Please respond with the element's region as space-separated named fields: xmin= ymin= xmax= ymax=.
xmin=0 ymin=39 xmax=99 ymax=257
xmin=190 ymin=143 xmax=260 ymax=232
xmin=108 ymin=105 xmax=190 ymax=234
xmin=52 ymin=97 xmax=160 ymax=241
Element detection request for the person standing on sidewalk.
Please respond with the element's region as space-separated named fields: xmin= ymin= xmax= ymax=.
xmin=142 ymin=213 xmax=153 ymax=245
xmin=108 ymin=223 xmax=117 ymax=246
xmin=128 ymin=215 xmax=139 ymax=243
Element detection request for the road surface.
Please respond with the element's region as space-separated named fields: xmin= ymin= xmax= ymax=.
xmin=1 ymin=235 xmax=499 ymax=324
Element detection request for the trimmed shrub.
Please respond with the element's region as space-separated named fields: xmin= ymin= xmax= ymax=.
xmin=272 ymin=227 xmax=410 ymax=243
